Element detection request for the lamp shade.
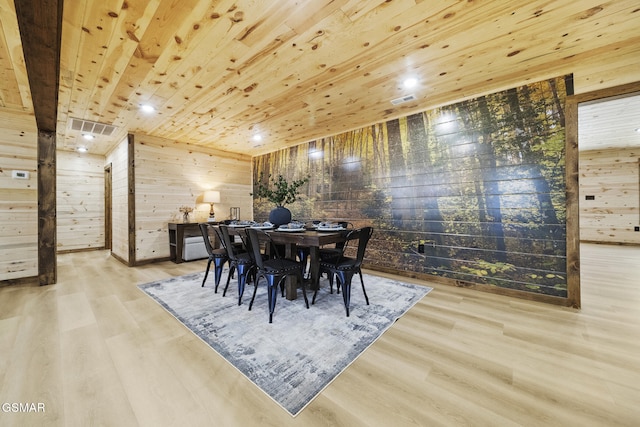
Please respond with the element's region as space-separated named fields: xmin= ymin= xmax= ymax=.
xmin=203 ymin=190 xmax=221 ymax=203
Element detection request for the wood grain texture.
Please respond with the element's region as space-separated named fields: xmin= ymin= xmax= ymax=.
xmin=0 ymin=111 xmax=38 ymax=281
xmin=4 ymin=0 xmax=639 ymax=156
xmin=0 ymin=242 xmax=638 ymax=425
xmin=128 ymin=134 xmax=136 ymax=266
xmin=579 ymin=148 xmax=640 ymax=244
xmin=37 ymin=130 xmax=57 ymax=285
xmin=13 ymin=0 xmax=63 ymax=132
xmin=105 ymin=137 xmax=130 ymax=263
xmin=133 ymin=134 xmax=253 ymax=262
xmin=56 ymin=151 xmax=105 ymax=252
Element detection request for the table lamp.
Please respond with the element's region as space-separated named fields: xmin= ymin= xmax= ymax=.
xmin=203 ymin=191 xmax=221 ymax=222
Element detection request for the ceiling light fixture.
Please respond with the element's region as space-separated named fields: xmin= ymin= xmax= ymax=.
xmin=82 ymin=133 xmax=95 ymax=140
xmin=403 ymin=77 xmax=418 ymax=89
xmin=253 ymin=134 xmax=263 ymax=142
xmin=140 ymin=104 xmax=155 ymax=113
xmin=76 ymin=146 xmax=88 ymax=153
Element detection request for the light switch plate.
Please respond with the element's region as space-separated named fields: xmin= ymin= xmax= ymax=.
xmin=12 ymin=170 xmax=30 ymax=179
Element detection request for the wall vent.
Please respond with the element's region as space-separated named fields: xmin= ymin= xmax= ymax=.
xmin=69 ymin=118 xmax=117 ymax=137
xmin=390 ymin=94 xmax=417 ymax=105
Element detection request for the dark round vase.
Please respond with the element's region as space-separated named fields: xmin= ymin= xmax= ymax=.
xmin=268 ymin=206 xmax=292 ymax=227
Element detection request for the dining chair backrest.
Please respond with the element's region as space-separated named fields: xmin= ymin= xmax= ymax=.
xmin=342 ymin=226 xmax=373 ymax=267
xmin=330 ymin=222 xmax=353 ymax=251
xmin=212 ymin=225 xmax=226 ymax=252
xmin=199 ymin=223 xmax=216 ymax=256
xmin=244 ymin=228 xmax=270 ymax=270
xmin=218 ymin=225 xmax=242 ymax=260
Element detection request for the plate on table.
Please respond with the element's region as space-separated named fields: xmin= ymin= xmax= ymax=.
xmin=277 ymin=225 xmax=306 ymax=232
xmin=251 ymin=222 xmax=274 ymax=230
xmin=316 ymin=226 xmax=345 ymax=232
xmin=228 ymin=221 xmax=254 ymax=228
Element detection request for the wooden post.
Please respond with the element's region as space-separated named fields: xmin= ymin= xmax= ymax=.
xmin=38 ymin=130 xmax=57 ymax=285
xmin=128 ymin=134 xmax=136 ymax=266
xmin=564 ymin=96 xmax=580 ymax=308
xmin=14 ymin=0 xmax=64 ymax=285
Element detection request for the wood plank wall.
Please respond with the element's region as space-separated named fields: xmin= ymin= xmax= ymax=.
xmin=254 ymin=76 xmax=572 ymax=303
xmin=0 ymin=111 xmax=38 ymax=281
xmin=579 ymin=147 xmax=640 ymax=244
xmin=133 ymin=134 xmax=252 ymax=262
xmin=56 ymin=150 xmax=105 ymax=252
xmin=105 ymin=138 xmax=129 ymax=263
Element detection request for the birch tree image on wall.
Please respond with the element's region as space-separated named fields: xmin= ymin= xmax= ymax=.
xmin=253 ymin=75 xmax=569 ymax=297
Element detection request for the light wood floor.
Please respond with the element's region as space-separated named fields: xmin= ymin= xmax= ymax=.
xmin=1 ymin=243 xmax=638 ymax=426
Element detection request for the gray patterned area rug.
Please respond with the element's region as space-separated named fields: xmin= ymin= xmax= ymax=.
xmin=138 ymin=270 xmax=431 ymax=416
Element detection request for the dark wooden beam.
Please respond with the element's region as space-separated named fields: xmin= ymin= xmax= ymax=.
xmin=37 ymin=130 xmax=57 ymax=285
xmin=14 ymin=0 xmax=64 ymax=285
xmin=127 ymin=134 xmax=136 ymax=266
xmin=14 ymin=0 xmax=63 ymax=132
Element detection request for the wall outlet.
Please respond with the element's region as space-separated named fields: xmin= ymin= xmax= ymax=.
xmin=635 ymin=226 xmax=640 ymax=232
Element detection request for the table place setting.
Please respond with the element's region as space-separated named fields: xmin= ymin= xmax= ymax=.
xmin=227 ymin=220 xmax=255 ymax=227
xmin=250 ymin=221 xmax=274 ymax=229
xmin=276 ymin=221 xmax=306 ymax=232
xmin=315 ymin=221 xmax=346 ymax=232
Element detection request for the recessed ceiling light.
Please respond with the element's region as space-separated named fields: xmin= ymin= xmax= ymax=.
xmin=82 ymin=133 xmax=95 ymax=140
xmin=253 ymin=134 xmax=263 ymax=142
xmin=635 ymin=127 xmax=640 ymax=133
xmin=140 ymin=104 xmax=155 ymax=113
xmin=76 ymin=146 xmax=88 ymax=153
xmin=403 ymin=77 xmax=418 ymax=89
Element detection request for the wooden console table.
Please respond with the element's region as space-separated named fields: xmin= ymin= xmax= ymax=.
xmin=168 ymin=222 xmax=207 ymax=263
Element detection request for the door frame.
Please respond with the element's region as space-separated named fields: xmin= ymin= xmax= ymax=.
xmin=104 ymin=163 xmax=112 ymax=250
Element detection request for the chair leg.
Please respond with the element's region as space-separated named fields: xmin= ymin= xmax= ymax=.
xmin=213 ymin=258 xmax=226 ymax=292
xmin=222 ymin=265 xmax=235 ymax=297
xmin=298 ymin=271 xmax=309 ymax=308
xmin=328 ymin=272 xmax=335 ymax=294
xmin=337 ymin=271 xmax=355 ymax=317
xmin=236 ymin=264 xmax=251 ymax=306
xmin=202 ymin=258 xmax=212 ymax=287
xmin=358 ymin=269 xmax=369 ymax=305
xmin=267 ymin=276 xmax=280 ymax=323
xmin=249 ymin=273 xmax=261 ymax=311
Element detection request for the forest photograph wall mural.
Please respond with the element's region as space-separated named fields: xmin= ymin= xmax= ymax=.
xmin=253 ymin=76 xmax=570 ymax=297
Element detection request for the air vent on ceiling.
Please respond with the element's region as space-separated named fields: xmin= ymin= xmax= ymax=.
xmin=69 ymin=118 xmax=117 ymax=137
xmin=390 ymin=94 xmax=417 ymax=105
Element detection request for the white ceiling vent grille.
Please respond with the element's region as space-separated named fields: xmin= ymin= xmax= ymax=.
xmin=390 ymin=94 xmax=417 ymax=105
xmin=69 ymin=118 xmax=117 ymax=137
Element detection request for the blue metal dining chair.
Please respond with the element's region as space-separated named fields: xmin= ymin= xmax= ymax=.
xmin=318 ymin=221 xmax=354 ymax=292
xmin=316 ymin=226 xmax=373 ymax=316
xmin=199 ymin=223 xmax=228 ymax=292
xmin=218 ymin=225 xmax=256 ymax=306
xmin=245 ymin=228 xmax=309 ymax=323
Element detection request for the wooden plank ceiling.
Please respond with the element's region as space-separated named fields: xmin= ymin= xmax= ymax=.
xmin=1 ymin=0 xmax=639 ymax=156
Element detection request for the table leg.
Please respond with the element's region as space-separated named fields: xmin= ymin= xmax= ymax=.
xmin=175 ymin=226 xmax=185 ymax=263
xmin=308 ymin=246 xmax=321 ymax=291
xmin=284 ymin=243 xmax=297 ymax=300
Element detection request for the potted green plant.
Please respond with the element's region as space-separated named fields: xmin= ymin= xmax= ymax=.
xmin=253 ymin=172 xmax=309 ymax=226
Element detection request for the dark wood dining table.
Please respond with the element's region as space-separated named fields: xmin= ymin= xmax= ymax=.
xmin=226 ymin=226 xmax=347 ymax=300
